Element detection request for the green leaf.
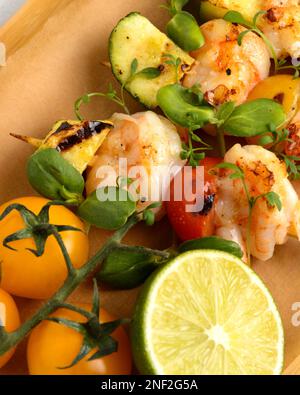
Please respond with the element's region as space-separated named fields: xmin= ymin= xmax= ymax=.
xmin=223 ymin=11 xmax=251 ymax=27
xmin=135 ymin=67 xmax=161 ymax=80
xmin=47 ymin=317 xmax=84 ymax=333
xmin=193 ymin=152 xmax=205 ymax=161
xmin=253 ymin=10 xmax=267 ymax=27
xmin=237 ymin=29 xmax=252 ymax=46
xmin=223 ymin=99 xmax=286 ymax=137
xmin=215 ymin=162 xmax=244 ymax=180
xmin=88 ymin=336 xmax=118 ymax=361
xmin=264 ymin=192 xmax=282 ymax=211
xmin=145 ymin=202 xmax=162 ymax=211
xmin=187 ymin=84 xmax=204 ymax=104
xmin=3 ymin=229 xmax=33 ymax=252
xmin=130 ymin=58 xmax=138 ymax=77
xmin=98 ymin=246 xmax=168 ymax=289
xmin=179 ymin=236 xmax=243 ymax=259
xmin=77 ymin=187 xmax=136 ymax=230
xmin=258 ymin=135 xmax=275 ymax=146
xmin=143 ymin=210 xmax=155 ymax=226
xmin=27 ymin=149 xmax=84 ymax=203
xmin=98 ymin=319 xmax=127 ymax=336
xmin=157 ymin=83 xmax=216 ymax=129
xmin=180 ymin=150 xmax=188 ymax=160
xmin=59 ymin=339 xmax=93 ymax=369
xmin=216 ymin=102 xmax=235 ymax=124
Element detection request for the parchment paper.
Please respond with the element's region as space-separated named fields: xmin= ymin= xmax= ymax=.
xmin=0 ymin=0 xmax=299 ymax=375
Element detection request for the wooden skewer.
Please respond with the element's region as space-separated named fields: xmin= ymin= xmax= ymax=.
xmin=10 ymin=133 xmax=42 ymax=148
xmin=283 ymin=355 xmax=300 ymax=375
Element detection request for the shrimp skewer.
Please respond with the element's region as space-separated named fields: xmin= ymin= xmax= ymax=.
xmin=215 ymin=144 xmax=300 ymax=261
xmin=183 ymin=19 xmax=270 ymax=106
xmin=259 ymin=0 xmax=300 ymax=60
xmin=86 ymin=111 xmax=186 ymax=218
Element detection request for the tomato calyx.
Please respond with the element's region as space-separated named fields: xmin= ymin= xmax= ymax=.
xmin=48 ymin=280 xmax=129 ymax=369
xmin=0 ymin=201 xmax=82 ymax=259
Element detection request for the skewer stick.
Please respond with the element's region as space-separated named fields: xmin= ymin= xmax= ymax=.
xmin=10 ymin=133 xmax=43 ymax=148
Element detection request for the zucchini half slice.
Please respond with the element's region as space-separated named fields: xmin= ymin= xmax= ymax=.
xmin=109 ymin=12 xmax=195 ymax=108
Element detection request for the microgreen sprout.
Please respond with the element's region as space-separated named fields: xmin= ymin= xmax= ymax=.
xmin=279 ymin=154 xmax=300 ymax=180
xmin=162 ymin=53 xmax=182 ymax=83
xmin=181 ymin=127 xmax=212 ymax=167
xmin=74 ymin=83 xmax=130 ymax=120
xmin=74 ymin=59 xmax=162 ymax=120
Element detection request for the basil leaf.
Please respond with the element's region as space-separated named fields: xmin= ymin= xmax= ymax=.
xmin=77 ymin=187 xmax=136 ymax=230
xmin=178 ymin=236 xmax=244 ymax=259
xmin=223 ymin=99 xmax=286 ymax=137
xmin=216 ymin=102 xmax=235 ymax=124
xmin=98 ymin=246 xmax=168 ymax=289
xmin=264 ymin=192 xmax=282 ymax=211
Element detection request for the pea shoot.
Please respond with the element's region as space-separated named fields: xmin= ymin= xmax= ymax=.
xmin=74 ymin=83 xmax=130 ymax=120
xmin=75 ymin=59 xmax=162 ymax=119
xmin=279 ymin=154 xmax=300 ymax=180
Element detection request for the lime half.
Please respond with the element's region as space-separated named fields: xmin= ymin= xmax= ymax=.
xmin=131 ymin=250 xmax=284 ymax=375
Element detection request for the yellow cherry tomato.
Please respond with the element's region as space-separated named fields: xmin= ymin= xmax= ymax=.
xmin=247 ymin=75 xmax=300 ymax=146
xmin=27 ymin=306 xmax=132 ymax=375
xmin=0 ymin=197 xmax=89 ymax=299
xmin=0 ymin=288 xmax=20 ymax=369
xmin=248 ymin=75 xmax=300 ymax=125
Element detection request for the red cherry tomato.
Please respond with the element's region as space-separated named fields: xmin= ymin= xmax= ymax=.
xmin=166 ymin=157 xmax=221 ymax=242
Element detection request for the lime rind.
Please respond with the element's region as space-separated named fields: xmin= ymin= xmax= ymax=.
xmin=131 ymin=250 xmax=284 ymax=375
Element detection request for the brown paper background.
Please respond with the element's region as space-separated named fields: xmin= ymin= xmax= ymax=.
xmin=0 ymin=0 xmax=299 ymax=375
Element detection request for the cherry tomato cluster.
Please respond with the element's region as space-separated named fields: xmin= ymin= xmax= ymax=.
xmin=0 ymin=197 xmax=131 ymax=375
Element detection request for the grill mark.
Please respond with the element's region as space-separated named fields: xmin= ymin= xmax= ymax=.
xmin=195 ymin=194 xmax=215 ymax=216
xmin=52 ymin=121 xmax=73 ymax=135
xmin=56 ymin=121 xmax=112 ymax=152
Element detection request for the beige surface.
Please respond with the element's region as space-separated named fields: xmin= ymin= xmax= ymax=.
xmin=0 ymin=0 xmax=300 ymax=375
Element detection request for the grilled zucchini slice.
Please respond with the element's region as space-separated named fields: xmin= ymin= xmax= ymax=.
xmin=200 ymin=1 xmax=262 ymax=22
xmin=109 ymin=12 xmax=194 ymax=108
xmin=12 ymin=120 xmax=113 ymax=174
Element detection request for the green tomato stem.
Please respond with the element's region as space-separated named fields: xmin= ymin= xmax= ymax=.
xmin=0 ymin=214 xmax=140 ymax=357
xmin=51 ymin=226 xmax=76 ymax=276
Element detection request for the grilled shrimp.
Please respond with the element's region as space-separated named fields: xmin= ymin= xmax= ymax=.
xmin=183 ymin=19 xmax=270 ymax=106
xmin=285 ymin=109 xmax=300 ymax=157
xmin=259 ymin=0 xmax=300 ymax=59
xmin=85 ymin=111 xmax=185 ymax=217
xmin=215 ymin=144 xmax=300 ymax=261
